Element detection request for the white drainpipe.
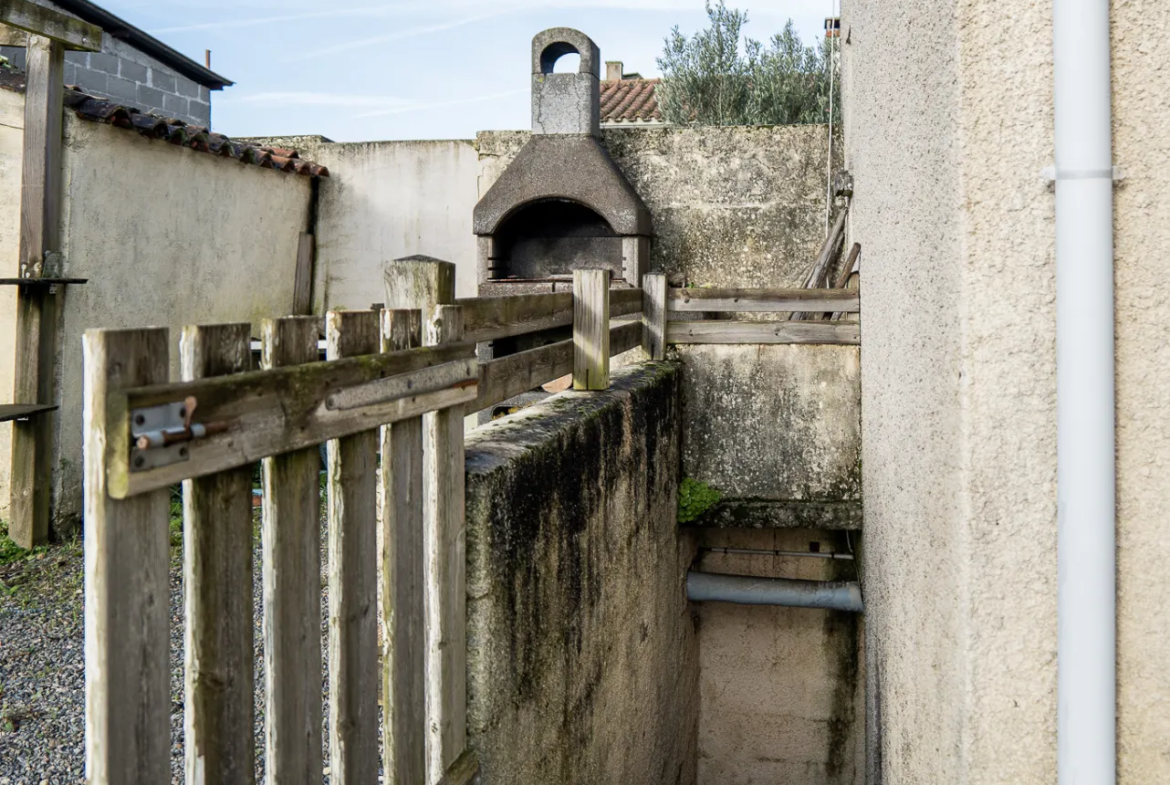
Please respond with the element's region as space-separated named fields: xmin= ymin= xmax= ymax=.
xmin=1052 ymin=0 xmax=1116 ymax=782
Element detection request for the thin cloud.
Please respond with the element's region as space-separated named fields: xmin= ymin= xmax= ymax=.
xmin=220 ymin=91 xmax=412 ymax=108
xmin=353 ymin=88 xmax=526 ymax=119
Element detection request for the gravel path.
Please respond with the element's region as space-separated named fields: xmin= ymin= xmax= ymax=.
xmin=0 ymin=491 xmax=354 ymax=784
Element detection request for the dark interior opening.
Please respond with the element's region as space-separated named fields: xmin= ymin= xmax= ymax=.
xmin=491 ymin=200 xmax=622 ymax=281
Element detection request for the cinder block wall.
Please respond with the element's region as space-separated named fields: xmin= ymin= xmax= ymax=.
xmin=1 ymin=38 xmax=210 ymax=126
xmin=464 ymin=363 xmax=699 ymax=784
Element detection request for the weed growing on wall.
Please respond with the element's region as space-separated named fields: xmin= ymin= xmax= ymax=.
xmin=678 ymin=478 xmax=722 ymax=523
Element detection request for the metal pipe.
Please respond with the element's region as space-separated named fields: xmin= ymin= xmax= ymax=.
xmin=700 ymin=546 xmax=854 ymax=561
xmin=686 ymin=571 xmax=863 ymax=612
xmin=1053 ymin=0 xmax=1116 ymax=781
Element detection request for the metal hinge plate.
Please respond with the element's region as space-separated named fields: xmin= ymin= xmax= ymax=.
xmin=129 ymin=401 xmax=190 ymax=472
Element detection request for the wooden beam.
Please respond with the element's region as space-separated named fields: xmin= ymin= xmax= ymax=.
xmin=609 ymin=287 xmax=643 ymax=318
xmin=666 ymin=320 xmax=860 ymax=345
xmin=642 ymin=274 xmax=667 ymax=360
xmin=573 ymin=269 xmax=610 ymax=390
xmin=104 ymin=342 xmax=477 ymax=498
xmin=260 ymin=316 xmax=324 ymax=785
xmin=473 ymin=338 xmax=573 ymax=412
xmin=180 ymin=323 xmax=256 ymax=785
xmin=9 ymin=34 xmax=64 ymax=548
xmin=424 ymin=302 xmax=468 ymax=780
xmin=610 ymin=320 xmax=642 ymax=357
xmin=0 ymin=0 xmax=102 ymax=50
xmin=380 ymin=308 xmax=427 ymax=785
xmin=457 ymin=291 xmax=572 ymax=344
xmin=668 ymin=287 xmax=860 ymax=313
xmin=83 ymin=328 xmax=171 ymax=783
xmin=325 ymin=311 xmax=381 ymax=784
xmin=436 ymin=749 xmax=481 ymax=785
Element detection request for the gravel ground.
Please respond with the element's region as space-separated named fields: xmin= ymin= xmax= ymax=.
xmin=0 ymin=488 xmax=357 ymax=784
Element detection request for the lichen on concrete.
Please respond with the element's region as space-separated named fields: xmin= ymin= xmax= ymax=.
xmin=464 ymin=361 xmax=698 ymax=784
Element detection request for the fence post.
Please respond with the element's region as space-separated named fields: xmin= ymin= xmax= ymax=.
xmin=642 ymin=273 xmax=667 ymax=361
xmin=383 ymin=256 xmax=467 ymax=782
xmin=259 ymin=316 xmax=324 ymax=784
xmin=180 ymin=322 xmax=255 ymax=785
xmin=83 ymin=327 xmax=171 ymax=783
xmin=381 ymin=307 xmax=427 ymax=785
xmin=326 ymin=310 xmax=381 ymax=784
xmin=573 ymin=268 xmax=610 ymax=390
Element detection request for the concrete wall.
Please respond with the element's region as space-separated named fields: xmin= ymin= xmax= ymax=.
xmin=843 ymin=0 xmax=1170 ymax=781
xmin=283 ymin=138 xmax=481 ymax=306
xmin=477 ymin=125 xmax=834 ymax=288
xmin=464 ymin=362 xmax=699 ymax=784
xmin=694 ymin=528 xmax=863 ymax=785
xmin=0 ymin=97 xmax=312 ymax=529
xmin=2 ymin=2 xmax=212 ymax=127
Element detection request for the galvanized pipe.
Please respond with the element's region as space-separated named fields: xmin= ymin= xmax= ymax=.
xmin=686 ymin=571 xmax=863 ymax=612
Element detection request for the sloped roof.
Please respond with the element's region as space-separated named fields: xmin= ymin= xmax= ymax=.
xmin=0 ymin=67 xmax=327 ymax=177
xmin=599 ymin=78 xmax=661 ymax=124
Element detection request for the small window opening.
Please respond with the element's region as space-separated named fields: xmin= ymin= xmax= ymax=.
xmin=540 ymin=41 xmax=581 ymax=74
xmin=552 ymin=53 xmax=580 ymax=73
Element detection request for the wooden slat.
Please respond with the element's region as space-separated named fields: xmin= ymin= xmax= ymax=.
xmin=106 ymin=342 xmax=477 ymax=498
xmin=424 ymin=303 xmax=467 ymax=780
xmin=436 ymin=749 xmax=481 ymax=785
xmin=609 ymin=287 xmax=643 ymax=318
xmin=456 ymin=292 xmax=573 ymax=344
xmin=325 ymin=311 xmax=380 ymax=784
xmin=610 ymin=320 xmax=643 ymax=357
xmin=0 ymin=0 xmax=102 ymax=49
xmin=292 ymin=232 xmax=314 ymax=315
xmin=665 ymin=320 xmax=861 ymax=345
xmin=260 ymin=316 xmax=324 ymax=785
xmin=793 ymin=207 xmax=849 ymax=320
xmin=667 ymin=287 xmax=860 ymax=313
xmin=573 ymin=269 xmax=610 ymax=390
xmin=83 ymin=328 xmax=170 ymax=784
xmin=473 ymin=338 xmax=573 ymax=412
xmin=381 ymin=309 xmax=427 ymax=785
xmin=641 ymin=274 xmax=667 ymax=360
xmin=9 ymin=35 xmax=64 ymax=548
xmin=180 ymin=323 xmax=255 ymax=785
xmin=0 ymin=403 xmax=56 ymax=422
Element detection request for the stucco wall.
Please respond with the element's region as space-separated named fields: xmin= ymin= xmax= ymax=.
xmin=477 ymin=125 xmax=834 ymax=288
xmin=694 ymin=528 xmax=864 ymax=785
xmin=43 ymin=114 xmax=311 ymax=530
xmin=464 ymin=362 xmax=699 ymax=784
xmin=284 ymin=138 xmax=480 ymax=306
xmin=0 ymin=86 xmax=22 ymax=519
xmin=844 ymin=0 xmax=1170 ymax=781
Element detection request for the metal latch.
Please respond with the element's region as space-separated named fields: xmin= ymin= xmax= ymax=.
xmin=129 ymin=396 xmax=228 ymax=471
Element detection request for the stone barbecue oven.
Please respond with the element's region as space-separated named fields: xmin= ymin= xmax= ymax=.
xmin=473 ymin=28 xmax=653 ymax=295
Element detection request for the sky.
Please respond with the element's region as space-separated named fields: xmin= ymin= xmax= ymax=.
xmin=101 ymin=0 xmax=833 ymax=142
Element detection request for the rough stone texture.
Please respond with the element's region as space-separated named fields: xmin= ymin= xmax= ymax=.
xmin=464 ymin=362 xmax=699 ymax=785
xmin=677 ymin=345 xmax=861 ymax=528
xmin=477 ymin=125 xmax=837 ymax=288
xmin=694 ymin=527 xmax=864 ymax=785
xmin=841 ymin=0 xmax=1170 ymax=781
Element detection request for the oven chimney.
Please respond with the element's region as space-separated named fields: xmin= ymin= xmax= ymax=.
xmin=606 ymin=61 xmax=624 ymax=81
xmin=532 ymin=27 xmax=601 ymax=137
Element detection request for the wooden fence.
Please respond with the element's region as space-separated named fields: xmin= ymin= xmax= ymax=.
xmin=82 ymin=260 xmax=859 ymax=784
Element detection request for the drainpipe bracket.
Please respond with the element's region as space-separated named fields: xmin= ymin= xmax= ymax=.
xmin=1041 ymin=165 xmax=1125 ymax=182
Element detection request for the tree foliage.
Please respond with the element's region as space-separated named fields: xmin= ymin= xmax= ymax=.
xmin=657 ymin=2 xmax=839 ymax=126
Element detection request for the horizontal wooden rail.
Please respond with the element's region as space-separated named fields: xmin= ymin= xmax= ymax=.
xmin=666 ymin=320 xmax=860 ymax=345
xmin=107 ymin=343 xmax=478 ymax=498
xmin=609 ymin=287 xmax=644 ymax=318
xmin=668 ymin=287 xmax=859 ymax=313
xmin=474 ymin=339 xmax=573 ymax=412
xmin=458 ymin=292 xmax=572 ymax=344
xmin=610 ymin=320 xmax=643 ymax=356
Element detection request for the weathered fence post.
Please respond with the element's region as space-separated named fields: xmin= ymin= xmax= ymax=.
xmin=326 ymin=310 xmax=381 ymax=784
xmin=180 ymin=322 xmax=255 ymax=785
xmin=260 ymin=316 xmax=324 ymax=784
xmin=381 ymin=307 xmax=427 ymax=785
xmin=83 ymin=328 xmax=171 ymax=783
xmin=642 ymin=273 xmax=667 ymax=361
xmin=573 ymin=268 xmax=610 ymax=390
xmin=383 ymin=256 xmax=467 ymax=782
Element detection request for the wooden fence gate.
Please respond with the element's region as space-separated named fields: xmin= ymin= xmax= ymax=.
xmin=82 ymin=257 xmax=858 ymax=784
